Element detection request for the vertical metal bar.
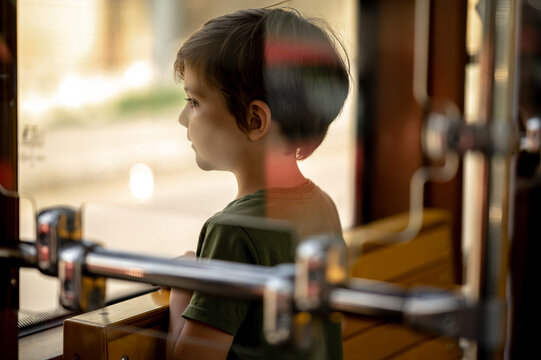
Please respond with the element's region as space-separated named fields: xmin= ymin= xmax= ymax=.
xmin=463 ymin=0 xmax=519 ymax=358
xmin=482 ymin=1 xmax=518 ymax=358
xmin=0 ymin=0 xmax=19 ymax=358
xmin=412 ymin=0 xmax=430 ymax=107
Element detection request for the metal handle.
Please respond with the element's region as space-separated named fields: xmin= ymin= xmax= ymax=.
xmin=1 ymin=206 xmax=500 ymax=346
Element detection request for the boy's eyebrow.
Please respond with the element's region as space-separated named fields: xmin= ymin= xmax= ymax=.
xmin=184 ymin=86 xmax=205 ymax=98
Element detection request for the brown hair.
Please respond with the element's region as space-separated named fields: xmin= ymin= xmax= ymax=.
xmin=175 ymin=8 xmax=349 ymax=159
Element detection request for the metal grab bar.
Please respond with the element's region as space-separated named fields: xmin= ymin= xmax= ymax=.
xmin=1 ymin=205 xmax=505 ymax=347
xmin=0 ymin=187 xmax=506 ymax=349
xmin=0 ymin=241 xmax=36 ymax=267
xmin=86 ymin=247 xmax=284 ymax=300
xmin=0 ymin=233 xmax=487 ymax=345
xmin=82 ymin=237 xmax=499 ymax=346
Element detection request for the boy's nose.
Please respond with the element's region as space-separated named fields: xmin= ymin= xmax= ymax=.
xmin=178 ymin=111 xmax=188 ymax=128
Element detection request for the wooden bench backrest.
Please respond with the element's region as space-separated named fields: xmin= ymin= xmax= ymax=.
xmin=342 ymin=209 xmax=460 ymax=359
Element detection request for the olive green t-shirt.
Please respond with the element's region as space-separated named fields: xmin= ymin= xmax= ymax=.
xmin=182 ymin=180 xmax=343 ymax=359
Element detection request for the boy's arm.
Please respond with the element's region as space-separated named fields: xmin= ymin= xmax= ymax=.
xmin=170 ymin=319 xmax=234 ymax=360
xmin=167 ymin=287 xmax=193 ymax=359
xmin=168 ymin=224 xmax=252 ymax=358
xmin=167 ymin=251 xmax=196 ymax=359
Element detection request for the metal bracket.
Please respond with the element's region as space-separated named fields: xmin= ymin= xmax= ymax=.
xmin=36 ymin=206 xmax=82 ymax=276
xmin=36 ymin=206 xmax=106 ymax=311
xmin=521 ymin=116 xmax=541 ymax=156
xmin=423 ymin=107 xmax=520 ymax=159
xmin=263 ymin=266 xmax=295 ymax=346
xmin=404 ymin=288 xmax=506 ymax=347
xmin=294 ymin=234 xmax=348 ymax=312
xmin=59 ymin=241 xmax=106 ymax=312
xmin=264 ymin=234 xmax=348 ymax=347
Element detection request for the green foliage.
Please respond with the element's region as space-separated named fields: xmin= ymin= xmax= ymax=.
xmin=46 ymin=86 xmax=187 ymax=129
xmin=114 ymin=87 xmax=185 ymax=114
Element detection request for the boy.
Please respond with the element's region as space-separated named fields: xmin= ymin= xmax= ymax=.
xmin=167 ymin=7 xmax=349 ymax=360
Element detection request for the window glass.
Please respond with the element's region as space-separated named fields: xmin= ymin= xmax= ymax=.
xmin=18 ymin=0 xmax=357 ymax=313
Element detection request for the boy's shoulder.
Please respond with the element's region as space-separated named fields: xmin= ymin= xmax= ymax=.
xmin=199 ymin=193 xmax=297 ymax=265
xmin=201 ymin=191 xmax=267 ymax=233
xmin=203 ymin=200 xmax=296 ymax=246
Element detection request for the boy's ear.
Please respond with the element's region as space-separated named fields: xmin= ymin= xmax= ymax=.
xmin=245 ymin=100 xmax=271 ymax=141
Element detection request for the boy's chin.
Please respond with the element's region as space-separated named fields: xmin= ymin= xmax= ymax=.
xmin=194 ymin=153 xmax=231 ymax=172
xmin=194 ymin=156 xmax=216 ymax=171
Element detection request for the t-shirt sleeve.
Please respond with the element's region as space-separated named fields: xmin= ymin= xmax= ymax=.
xmin=182 ymin=220 xmax=259 ymax=335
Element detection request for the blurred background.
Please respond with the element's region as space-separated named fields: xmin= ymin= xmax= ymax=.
xmin=16 ymin=0 xmax=358 ymax=313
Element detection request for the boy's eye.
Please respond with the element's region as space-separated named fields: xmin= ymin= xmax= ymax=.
xmin=185 ymin=97 xmax=198 ymax=107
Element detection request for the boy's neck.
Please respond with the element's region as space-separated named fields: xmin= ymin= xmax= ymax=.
xmin=234 ymin=149 xmax=306 ymax=199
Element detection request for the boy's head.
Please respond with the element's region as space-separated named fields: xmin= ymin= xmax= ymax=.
xmin=175 ymin=8 xmax=350 ymax=159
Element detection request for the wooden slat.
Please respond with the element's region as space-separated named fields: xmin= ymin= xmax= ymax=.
xmin=342 ymin=209 xmax=459 ymax=359
xmin=342 ymin=261 xmax=456 ymax=339
xmin=350 ymin=226 xmax=452 ymax=281
xmin=344 ymin=322 xmax=459 ymax=360
xmin=391 ymin=336 xmax=460 ymax=359
xmin=392 ymin=259 xmax=456 ymax=289
xmin=342 ymin=315 xmax=385 ymax=340
xmin=343 ymin=323 xmax=431 ymax=360
xmin=344 ymin=208 xmax=450 ymax=254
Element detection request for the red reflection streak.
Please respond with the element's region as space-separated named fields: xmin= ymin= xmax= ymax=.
xmin=265 ymin=40 xmax=337 ymax=66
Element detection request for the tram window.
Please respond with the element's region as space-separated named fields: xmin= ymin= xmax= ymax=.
xmin=17 ymin=0 xmax=357 ymax=315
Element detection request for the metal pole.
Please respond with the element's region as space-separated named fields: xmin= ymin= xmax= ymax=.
xmin=85 ymin=247 xmax=285 ymax=301
xmin=462 ymin=0 xmax=519 ymax=358
xmin=3 ymin=238 xmax=475 ymax=340
xmin=84 ymin=248 xmax=461 ymax=328
xmin=329 ymin=284 xmax=405 ymax=317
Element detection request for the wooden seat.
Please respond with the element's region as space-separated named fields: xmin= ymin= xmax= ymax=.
xmin=342 ymin=208 xmax=460 ymax=359
xmin=64 ymin=289 xmax=170 ymax=360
